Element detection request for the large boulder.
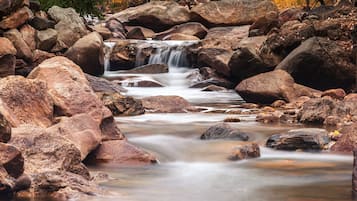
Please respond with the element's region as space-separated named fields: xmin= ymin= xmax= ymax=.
xmin=154 ymin=22 xmax=208 ymax=40
xmin=142 ymin=95 xmax=191 ymax=113
xmin=65 ymin=32 xmax=104 ymax=76
xmin=47 ymin=6 xmax=87 ymax=52
xmin=197 ymin=48 xmax=233 ymax=77
xmin=266 ymin=128 xmax=330 ymax=151
xmin=4 ymin=29 xmax=33 ymax=62
xmin=87 ymin=140 xmax=157 ymax=166
xmin=235 ymin=70 xmax=318 ymax=104
xmin=0 ymin=7 xmax=33 ymax=29
xmin=163 ymin=33 xmax=200 ymax=41
xmin=191 ymin=0 xmax=278 ymax=27
xmin=106 ymin=18 xmax=126 ymax=39
xmin=0 ymin=76 xmax=53 ymax=127
xmin=126 ymin=26 xmax=155 ymax=39
xmin=0 ymin=37 xmax=16 ymax=77
xmin=276 ymin=37 xmax=356 ymax=91
xmin=28 ymin=56 xmax=123 ymax=140
xmin=331 ymin=123 xmax=357 ymax=153
xmin=201 ymin=123 xmax=249 ymax=141
xmin=110 ymin=1 xmax=191 ymax=31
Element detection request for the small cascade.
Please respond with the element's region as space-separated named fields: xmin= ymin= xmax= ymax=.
xmin=147 ymin=44 xmax=190 ymax=68
xmin=104 ymin=42 xmax=116 ymax=72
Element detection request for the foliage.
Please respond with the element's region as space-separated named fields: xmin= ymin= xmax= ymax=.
xmin=39 ymin=0 xmax=106 ymax=16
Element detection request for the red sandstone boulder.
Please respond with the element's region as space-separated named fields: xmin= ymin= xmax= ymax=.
xmin=0 ymin=7 xmax=33 ymax=29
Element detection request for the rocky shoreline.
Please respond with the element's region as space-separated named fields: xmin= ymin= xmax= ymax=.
xmin=0 ymin=0 xmax=356 ymax=200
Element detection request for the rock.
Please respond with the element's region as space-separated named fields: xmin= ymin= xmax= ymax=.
xmin=278 ymin=8 xmax=304 ymax=25
xmin=321 ymin=88 xmax=346 ymax=100
xmin=87 ymin=140 xmax=157 ymax=166
xmin=259 ymin=20 xmax=315 ymax=67
xmin=228 ymin=143 xmax=260 ymax=161
xmin=235 ymin=70 xmax=316 ymax=104
xmin=228 ymin=46 xmax=273 ymax=82
xmin=163 ymin=33 xmax=200 ymax=41
xmin=266 ymin=128 xmax=330 ymax=151
xmin=0 ymin=37 xmax=16 ymax=77
xmin=90 ymin=23 xmax=112 ymax=40
xmin=200 ymin=123 xmax=249 ymax=141
xmin=29 ymin=15 xmax=55 ymax=30
xmin=106 ymin=18 xmax=126 ymax=39
xmin=256 ymin=111 xmax=283 ymax=123
xmin=110 ymin=1 xmax=191 ymax=31
xmin=47 ymin=6 xmax=87 ymax=52
xmin=0 ymin=143 xmax=24 ymax=178
xmin=202 ymin=25 xmax=250 ymax=50
xmin=191 ymin=0 xmax=278 ymax=27
xmin=12 ymin=174 xmax=31 ymax=192
xmin=249 ymin=11 xmax=279 ymax=37
xmin=65 ymin=32 xmax=104 ymax=76
xmin=142 ymin=95 xmax=191 ymax=113
xmin=197 ymin=48 xmax=233 ymax=77
xmin=28 ymin=56 xmax=123 ymax=140
xmin=123 ymin=64 xmax=168 ymax=74
xmin=155 ymin=22 xmax=207 ymax=40
xmin=126 ymin=26 xmax=155 ymax=39
xmin=271 ymin=100 xmax=286 ymax=108
xmin=0 ymin=113 xmax=11 ymax=143
xmin=331 ymin=123 xmax=357 ymax=153
xmin=0 ymin=76 xmax=53 ymax=127
xmin=36 ymin=28 xmax=58 ymax=51
xmin=297 ymin=96 xmax=350 ymax=124
xmin=188 ymin=67 xmax=234 ymax=89
xmin=4 ymin=29 xmax=33 ymax=62
xmin=201 ymin=85 xmax=227 ymax=91
xmin=19 ymin=24 xmax=36 ymax=51
xmin=15 ymin=49 xmax=55 ymax=76
xmin=276 ymin=37 xmax=356 ymax=91
xmin=98 ymin=92 xmax=145 ymax=116
xmin=0 ymin=7 xmax=33 ymax=29
xmin=85 ymin=74 xmax=126 ymax=94
xmin=223 ymin=116 xmax=241 ymax=122
xmin=0 ymin=0 xmax=25 ymax=17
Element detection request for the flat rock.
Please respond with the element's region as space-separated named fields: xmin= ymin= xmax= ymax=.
xmin=142 ymin=95 xmax=191 ymax=113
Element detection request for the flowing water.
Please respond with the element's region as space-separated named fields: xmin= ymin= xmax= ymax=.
xmin=88 ymin=40 xmax=354 ymax=201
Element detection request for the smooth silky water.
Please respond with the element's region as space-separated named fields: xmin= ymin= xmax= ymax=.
xmin=86 ymin=40 xmax=354 ymax=201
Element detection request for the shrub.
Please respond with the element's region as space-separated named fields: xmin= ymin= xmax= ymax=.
xmin=39 ymin=0 xmax=106 ymax=15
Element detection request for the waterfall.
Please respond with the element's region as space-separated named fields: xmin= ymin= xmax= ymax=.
xmin=104 ymin=42 xmax=116 ymax=72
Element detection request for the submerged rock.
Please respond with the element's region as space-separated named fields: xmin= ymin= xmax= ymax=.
xmin=266 ymin=128 xmax=330 ymax=151
xmin=201 ymin=123 xmax=249 ymax=141
xmin=228 ymin=143 xmax=260 ymax=161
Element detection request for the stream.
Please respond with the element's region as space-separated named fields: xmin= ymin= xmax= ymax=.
xmin=87 ymin=40 xmax=353 ymax=201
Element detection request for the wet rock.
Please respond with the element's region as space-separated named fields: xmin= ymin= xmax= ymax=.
xmin=190 ymin=0 xmax=278 ymax=27
xmin=256 ymin=111 xmax=283 ymax=123
xmin=276 ymin=37 xmax=356 ymax=91
xmin=235 ymin=70 xmax=317 ymax=104
xmin=106 ymin=18 xmax=126 ymax=39
xmin=19 ymin=24 xmax=36 ymax=51
xmin=228 ymin=143 xmax=260 ymax=161
xmin=115 ymin=78 xmax=164 ymax=87
xmin=98 ymin=92 xmax=145 ymax=116
xmin=36 ymin=28 xmax=58 ymax=51
xmin=163 ymin=33 xmax=200 ymax=41
xmin=200 ymin=123 xmax=249 ymax=141
xmin=0 ymin=37 xmax=16 ymax=77
xmin=0 ymin=7 xmax=33 ymax=30
xmin=0 ymin=76 xmax=53 ymax=127
xmin=321 ymin=88 xmax=346 ymax=100
xmin=202 ymin=25 xmax=250 ymax=50
xmin=266 ymin=128 xmax=330 ymax=151
xmin=65 ymin=32 xmax=104 ymax=76
xmin=126 ymin=26 xmax=155 ymax=39
xmin=85 ymin=74 xmax=126 ymax=93
xmin=123 ymin=64 xmax=168 ymax=74
xmin=249 ymin=11 xmax=279 ymax=37
xmin=223 ymin=116 xmax=241 ymax=122
xmin=197 ymin=48 xmax=233 ymax=77
xmin=110 ymin=1 xmax=191 ymax=31
xmin=188 ymin=67 xmax=234 ymax=89
xmin=155 ymin=22 xmax=207 ymax=40
xmin=4 ymin=29 xmax=33 ymax=62
xmin=87 ymin=140 xmax=158 ymax=166
xmin=202 ymin=85 xmax=227 ymax=92
xmin=331 ymin=123 xmax=357 ymax=153
xmin=0 ymin=143 xmax=24 ymax=178
xmin=47 ymin=6 xmax=87 ymax=52
xmin=28 ymin=56 xmax=123 ymax=140
xmin=142 ymin=95 xmax=191 ymax=113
